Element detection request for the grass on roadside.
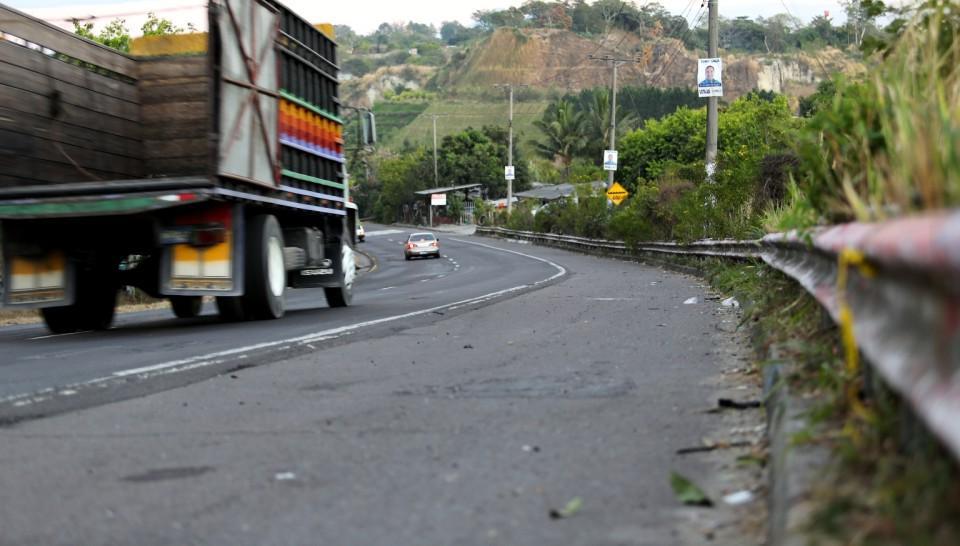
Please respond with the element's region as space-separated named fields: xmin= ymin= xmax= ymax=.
xmin=0 ymin=289 xmax=168 ymax=326
xmin=704 ymin=259 xmax=960 ymax=545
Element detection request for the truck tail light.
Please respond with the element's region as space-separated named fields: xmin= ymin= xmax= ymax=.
xmin=192 ymin=226 xmax=227 ymax=246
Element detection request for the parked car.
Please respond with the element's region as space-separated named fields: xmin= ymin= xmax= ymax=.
xmin=357 ymin=222 xmax=365 ymax=242
xmin=404 ymin=232 xmax=440 ymax=260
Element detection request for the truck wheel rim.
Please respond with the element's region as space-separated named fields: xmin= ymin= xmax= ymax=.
xmin=267 ymin=236 xmax=285 ymax=297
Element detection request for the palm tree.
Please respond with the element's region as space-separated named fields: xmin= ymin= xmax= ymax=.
xmin=583 ymin=89 xmax=636 ymax=165
xmin=529 ymin=99 xmax=586 ymax=182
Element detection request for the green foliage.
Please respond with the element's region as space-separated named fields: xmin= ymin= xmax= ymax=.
xmin=618 ymin=106 xmax=705 ymax=187
xmin=72 ymin=18 xmax=131 ymax=52
xmin=71 ymin=13 xmax=185 ymax=53
xmin=371 ymin=148 xmax=433 ymax=223
xmin=606 ymin=184 xmax=659 ymax=245
xmin=529 ymin=184 xmax=609 ymax=238
xmin=438 ymin=128 xmax=502 ymax=195
xmin=567 ymin=158 xmax=603 ymax=184
xmin=141 ymin=12 xmax=192 ymax=36
xmin=446 ymin=192 xmax=466 ymax=223
xmin=473 ymin=198 xmax=494 ymax=225
xmin=786 ymin=0 xmax=960 ymax=226
xmin=440 ymin=21 xmax=483 ymax=45
xmin=524 ymin=92 xmax=797 ymax=242
xmin=529 ymin=99 xmax=586 ymax=181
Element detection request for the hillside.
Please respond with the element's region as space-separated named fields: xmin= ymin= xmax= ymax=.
xmin=382 ymin=99 xmax=550 ymax=154
xmin=339 ymin=27 xmax=866 ymax=151
xmin=433 ymin=28 xmax=864 ymax=99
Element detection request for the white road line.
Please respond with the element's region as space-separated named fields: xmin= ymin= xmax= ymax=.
xmin=28 ymin=330 xmax=91 ymax=341
xmin=2 ymin=240 xmax=567 ymax=407
xmin=380 ymin=286 xmax=396 ymax=291
xmin=366 ymin=229 xmax=404 ymax=237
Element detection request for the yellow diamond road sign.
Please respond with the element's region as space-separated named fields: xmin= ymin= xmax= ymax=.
xmin=606 ymin=182 xmax=629 ymax=205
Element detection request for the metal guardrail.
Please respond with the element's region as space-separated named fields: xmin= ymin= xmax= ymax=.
xmin=477 ymin=212 xmax=960 ymax=461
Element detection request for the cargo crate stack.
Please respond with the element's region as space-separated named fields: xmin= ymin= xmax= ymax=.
xmin=276 ymin=9 xmax=344 ymax=208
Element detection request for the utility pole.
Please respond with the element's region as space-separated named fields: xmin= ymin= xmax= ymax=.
xmin=432 ymin=114 xmax=439 ymax=186
xmin=705 ymin=0 xmax=719 ymax=181
xmin=494 ymin=83 xmax=526 ymax=214
xmin=588 ymin=54 xmax=642 ymax=189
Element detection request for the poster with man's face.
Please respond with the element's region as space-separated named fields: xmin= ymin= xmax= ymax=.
xmin=697 ymin=58 xmax=723 ymax=98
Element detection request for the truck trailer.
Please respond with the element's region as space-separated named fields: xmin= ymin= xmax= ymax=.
xmin=0 ymin=0 xmax=368 ymax=333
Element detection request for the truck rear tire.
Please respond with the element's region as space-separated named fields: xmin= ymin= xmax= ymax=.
xmin=41 ymin=258 xmax=118 ymax=333
xmin=324 ymin=237 xmax=354 ymax=308
xmin=243 ymin=214 xmax=286 ymax=320
xmin=170 ymin=296 xmax=203 ymax=318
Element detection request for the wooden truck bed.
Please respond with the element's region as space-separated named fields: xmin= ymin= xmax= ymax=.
xmin=0 ymin=2 xmax=346 ymax=217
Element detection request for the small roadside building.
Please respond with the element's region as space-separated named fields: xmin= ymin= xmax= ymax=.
xmin=414 ymin=183 xmax=482 ymax=227
xmin=514 ymin=181 xmax=607 ymax=207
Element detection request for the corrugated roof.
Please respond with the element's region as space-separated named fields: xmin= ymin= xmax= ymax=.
xmin=414 ymin=183 xmax=482 ymax=195
xmin=515 ymin=181 xmax=607 ymax=201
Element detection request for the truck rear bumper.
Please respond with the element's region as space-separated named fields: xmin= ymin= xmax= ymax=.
xmin=0 ymin=177 xmax=348 ymax=219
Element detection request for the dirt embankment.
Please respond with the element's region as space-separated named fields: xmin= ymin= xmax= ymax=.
xmin=374 ymin=28 xmax=864 ymax=101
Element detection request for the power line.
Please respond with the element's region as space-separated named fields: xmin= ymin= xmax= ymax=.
xmin=648 ymin=4 xmax=706 ymax=87
xmin=46 ymin=4 xmax=206 ymax=23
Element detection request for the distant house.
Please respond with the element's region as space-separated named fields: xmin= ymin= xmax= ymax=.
xmin=514 ymin=181 xmax=607 ymax=206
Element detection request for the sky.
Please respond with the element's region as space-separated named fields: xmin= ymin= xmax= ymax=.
xmin=9 ymin=0 xmax=861 ymax=37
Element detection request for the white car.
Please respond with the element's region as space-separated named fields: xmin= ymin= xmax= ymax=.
xmin=404 ymin=232 xmax=440 ymax=260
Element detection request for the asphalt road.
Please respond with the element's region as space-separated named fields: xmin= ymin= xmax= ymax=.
xmin=0 ymin=225 xmax=561 ymax=416
xmin=0 ymin=226 xmax=760 ymax=545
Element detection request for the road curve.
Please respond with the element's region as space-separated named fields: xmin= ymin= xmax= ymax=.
xmin=0 ymin=227 xmax=761 ymax=546
xmin=0 ymin=225 xmax=564 ymax=421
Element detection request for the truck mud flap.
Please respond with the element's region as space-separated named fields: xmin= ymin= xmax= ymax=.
xmin=2 ymin=249 xmax=75 ymax=308
xmin=160 ymin=203 xmax=244 ymax=296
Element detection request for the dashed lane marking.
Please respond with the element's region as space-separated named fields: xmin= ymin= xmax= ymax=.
xmin=1 ymin=240 xmax=567 ymax=409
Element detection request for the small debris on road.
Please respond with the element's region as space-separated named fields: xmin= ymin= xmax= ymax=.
xmin=549 ymin=497 xmax=583 ymax=519
xmin=522 ymin=444 xmax=541 ymax=453
xmin=676 ymin=440 xmax=752 ymax=455
xmin=722 ymin=490 xmax=755 ymax=506
xmin=274 ymin=472 xmax=296 ymax=481
xmin=683 ymin=297 xmax=698 ymax=305
xmin=721 ymin=297 xmax=740 ymax=308
xmin=670 ymin=472 xmax=713 ymax=507
xmin=463 ymin=344 xmax=474 ymax=349
xmin=718 ymin=398 xmax=762 ymax=410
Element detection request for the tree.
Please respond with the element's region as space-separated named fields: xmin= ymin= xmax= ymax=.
xmin=481 ymin=125 xmax=531 ymax=193
xmin=141 ymin=12 xmax=193 ymax=36
xmin=72 ymin=18 xmax=131 ymax=52
xmin=372 ymin=148 xmax=433 ymax=223
xmin=72 ymin=13 xmax=186 ymax=53
xmin=720 ymin=16 xmax=766 ymax=51
xmin=759 ymin=14 xmax=800 ymax=53
xmin=570 ymin=0 xmax=604 ymax=34
xmin=440 ymin=21 xmax=480 ymax=45
xmin=473 ymin=8 xmax=527 ymax=31
xmin=579 ymin=89 xmax=636 ymax=166
xmin=529 ymin=99 xmax=586 ymax=182
xmin=842 ymin=0 xmax=888 ymax=48
xmin=438 ymin=128 xmax=505 ymax=197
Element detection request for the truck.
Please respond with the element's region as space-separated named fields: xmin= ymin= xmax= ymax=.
xmin=0 ymin=0 xmax=374 ymax=333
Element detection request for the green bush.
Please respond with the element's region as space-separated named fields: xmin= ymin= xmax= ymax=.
xmin=786 ymin=1 xmax=960 ymax=226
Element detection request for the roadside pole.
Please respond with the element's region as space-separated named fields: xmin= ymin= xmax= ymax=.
xmin=705 ymin=0 xmax=719 ymax=180
xmin=494 ymin=84 xmax=526 ymax=214
xmin=588 ymin=54 xmax=642 ymax=189
xmin=432 ymin=114 xmax=439 ymax=187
